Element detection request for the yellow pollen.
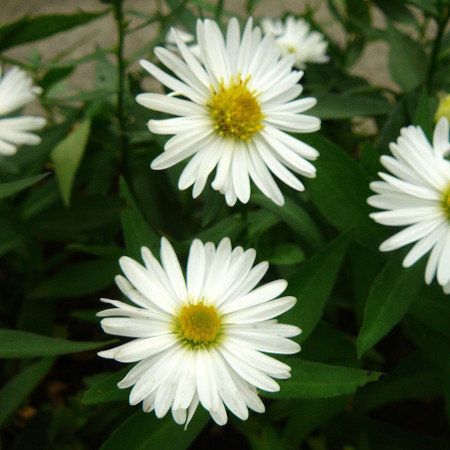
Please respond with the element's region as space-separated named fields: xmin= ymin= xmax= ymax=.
xmin=207 ymin=76 xmax=264 ymax=141
xmin=443 ymin=186 xmax=450 ymax=219
xmin=177 ymin=302 xmax=221 ymax=348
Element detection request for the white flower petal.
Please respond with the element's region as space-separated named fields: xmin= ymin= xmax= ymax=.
xmin=219 ymin=346 xmax=280 ymax=392
xmin=225 ymin=296 xmax=297 ymax=324
xmin=433 ymin=117 xmax=449 ymax=158
xmin=368 ymin=120 xmax=450 ymax=292
xmin=160 ymin=237 xmax=188 ymax=301
xmin=135 ymin=17 xmax=319 ymax=206
xmin=187 ymin=239 xmax=206 ymax=299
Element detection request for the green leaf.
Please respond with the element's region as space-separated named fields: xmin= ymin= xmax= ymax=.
xmin=403 ymin=0 xmax=439 ymax=16
xmin=83 ymin=368 xmax=130 ymax=405
xmin=310 ymin=94 xmax=391 ymax=119
xmin=299 ymin=321 xmax=357 ymax=366
xmin=355 ymin=351 xmax=442 ymax=412
xmin=30 ymin=257 xmax=118 ymax=299
xmin=283 ymin=397 xmax=349 ymax=447
xmin=100 ymin=409 xmax=210 ymax=450
xmin=0 ymin=357 xmax=55 ymax=426
xmin=387 ymin=25 xmax=426 ymax=92
xmin=266 ymin=359 xmax=382 ymax=399
xmin=9 ymin=120 xmax=75 ymax=177
xmin=302 ymin=134 xmax=382 ymax=249
xmin=357 ymin=255 xmax=424 ymax=357
xmin=251 ymin=194 xmax=325 ymax=250
xmin=194 ymin=216 xmax=246 ymax=244
xmin=413 ymin=88 xmax=433 ymax=139
xmin=39 ymin=67 xmax=75 ymax=92
xmin=361 ymin=415 xmax=450 ymax=449
xmin=374 ymin=0 xmax=417 ymax=25
xmin=51 ymin=120 xmax=91 ymax=206
xmin=268 ymin=243 xmax=305 ymax=266
xmin=284 ymin=233 xmax=350 ymax=342
xmin=409 ymin=288 xmax=450 ymax=338
xmin=0 ymin=217 xmax=22 ymax=256
xmin=120 ymin=177 xmax=160 ymax=261
xmin=0 ymin=330 xmax=114 ymax=358
xmin=31 ymin=194 xmax=123 ymax=241
xmin=0 ymin=11 xmax=108 ymax=51
xmin=234 ymin=418 xmax=287 ymax=450
xmin=0 ymin=173 xmax=49 ymax=200
xmin=404 ymin=317 xmax=450 ymax=369
xmin=164 ymin=0 xmax=197 ymax=34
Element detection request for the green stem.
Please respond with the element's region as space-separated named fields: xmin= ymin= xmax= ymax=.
xmin=426 ymin=6 xmax=450 ymax=92
xmin=113 ymin=0 xmax=128 ymax=175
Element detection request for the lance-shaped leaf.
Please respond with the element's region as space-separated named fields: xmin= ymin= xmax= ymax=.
xmin=120 ymin=177 xmax=160 ymax=261
xmin=0 ymin=357 xmax=55 ymax=426
xmin=357 ymin=255 xmax=424 ymax=357
xmin=100 ymin=409 xmax=209 ymax=450
xmin=284 ymin=233 xmax=350 ymax=342
xmin=266 ymin=359 xmax=382 ymax=399
xmin=0 ymin=11 xmax=108 ymax=51
xmin=51 ymin=120 xmax=91 ymax=206
xmin=0 ymin=173 xmax=49 ymax=200
xmin=0 ymin=330 xmax=114 ymax=358
xmin=301 ymin=134 xmax=383 ymax=249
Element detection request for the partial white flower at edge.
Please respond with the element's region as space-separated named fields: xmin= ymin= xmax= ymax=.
xmin=261 ymin=16 xmax=330 ymax=69
xmin=368 ymin=118 xmax=450 ymax=294
xmin=98 ymin=237 xmax=301 ymax=427
xmin=137 ymin=17 xmax=321 ymax=207
xmin=0 ymin=66 xmax=46 ymax=156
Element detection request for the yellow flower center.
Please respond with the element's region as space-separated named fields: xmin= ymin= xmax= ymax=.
xmin=443 ymin=186 xmax=450 ymax=219
xmin=207 ymin=76 xmax=264 ymax=141
xmin=177 ymin=302 xmax=221 ymax=348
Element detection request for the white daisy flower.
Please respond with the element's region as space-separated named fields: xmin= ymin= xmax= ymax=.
xmin=368 ymin=118 xmax=450 ymax=294
xmin=136 ymin=17 xmax=320 ymax=207
xmin=98 ymin=237 xmax=301 ymax=427
xmin=0 ymin=66 xmax=46 ymax=156
xmin=261 ymin=16 xmax=329 ymax=69
xmin=165 ymin=27 xmax=200 ymax=58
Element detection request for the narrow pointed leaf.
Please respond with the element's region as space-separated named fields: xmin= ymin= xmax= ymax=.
xmin=120 ymin=177 xmax=160 ymax=260
xmin=284 ymin=233 xmax=350 ymax=341
xmin=51 ymin=120 xmax=91 ymax=206
xmin=0 ymin=330 xmax=115 ymax=358
xmin=0 ymin=173 xmax=49 ymax=200
xmin=357 ymin=255 xmax=424 ymax=357
xmin=101 ymin=409 xmax=209 ymax=450
xmin=266 ymin=359 xmax=382 ymax=399
xmin=0 ymin=357 xmax=55 ymax=426
xmin=0 ymin=11 xmax=108 ymax=51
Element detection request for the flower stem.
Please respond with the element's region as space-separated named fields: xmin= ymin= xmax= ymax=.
xmin=112 ymin=0 xmax=128 ymax=175
xmin=426 ymin=6 xmax=450 ymax=92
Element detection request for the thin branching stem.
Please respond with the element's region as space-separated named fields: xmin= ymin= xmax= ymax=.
xmin=426 ymin=6 xmax=450 ymax=92
xmin=113 ymin=0 xmax=129 ymax=176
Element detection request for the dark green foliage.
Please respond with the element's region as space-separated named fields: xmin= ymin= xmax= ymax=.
xmin=0 ymin=1 xmax=449 ymax=449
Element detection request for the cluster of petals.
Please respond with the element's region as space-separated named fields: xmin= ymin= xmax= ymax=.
xmin=260 ymin=16 xmax=329 ymax=69
xmin=137 ymin=17 xmax=321 ymax=206
xmin=0 ymin=66 xmax=46 ymax=156
xmin=98 ymin=237 xmax=301 ymax=427
xmin=368 ymin=118 xmax=450 ymax=293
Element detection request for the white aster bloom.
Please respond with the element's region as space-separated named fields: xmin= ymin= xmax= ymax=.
xmin=261 ymin=16 xmax=329 ymax=69
xmin=136 ymin=17 xmax=321 ymax=207
xmin=368 ymin=118 xmax=450 ymax=294
xmin=0 ymin=66 xmax=46 ymax=156
xmin=165 ymin=27 xmax=200 ymax=58
xmin=98 ymin=237 xmax=301 ymax=427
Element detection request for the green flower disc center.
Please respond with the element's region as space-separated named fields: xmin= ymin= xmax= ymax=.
xmin=207 ymin=77 xmax=264 ymax=141
xmin=177 ymin=302 xmax=221 ymax=348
